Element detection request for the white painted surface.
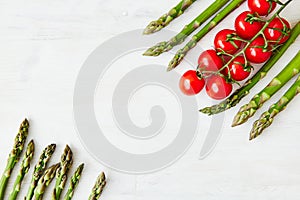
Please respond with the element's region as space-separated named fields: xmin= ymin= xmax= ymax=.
xmin=0 ymin=0 xmax=300 ymax=199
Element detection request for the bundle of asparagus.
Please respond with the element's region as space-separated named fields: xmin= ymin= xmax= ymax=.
xmin=144 ymin=0 xmax=298 ymax=139
xmin=0 ymin=119 xmax=107 ymax=200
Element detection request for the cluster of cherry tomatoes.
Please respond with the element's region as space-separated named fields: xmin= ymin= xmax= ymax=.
xmin=179 ymin=0 xmax=291 ymax=100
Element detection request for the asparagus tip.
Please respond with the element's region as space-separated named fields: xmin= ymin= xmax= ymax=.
xmin=143 ymin=41 xmax=167 ymax=56
xmin=78 ymin=163 xmax=85 ymax=170
xmin=166 ymin=65 xmax=173 ymax=72
xmin=249 ymin=134 xmax=255 ymax=141
xmin=28 ymin=139 xmax=35 ymax=149
xmin=142 ymin=50 xmax=155 ymax=56
xmin=199 ymin=107 xmax=210 ymax=114
xmin=143 ymin=21 xmax=163 ymax=35
xmin=168 ymin=54 xmax=183 ymax=71
xmin=21 ymin=118 xmax=30 ymax=128
xmin=231 ymin=113 xmax=248 ymax=127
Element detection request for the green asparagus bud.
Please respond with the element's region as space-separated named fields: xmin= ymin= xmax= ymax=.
xmin=63 ymin=164 xmax=84 ymax=200
xmin=52 ymin=145 xmax=73 ymax=200
xmin=88 ymin=172 xmax=106 ymax=200
xmin=8 ymin=140 xmax=35 ymax=200
xmin=0 ymin=119 xmax=29 ymax=200
xmin=143 ymin=0 xmax=197 ymax=34
xmin=33 ymin=163 xmax=60 ymax=200
xmin=25 ymin=144 xmax=56 ymax=200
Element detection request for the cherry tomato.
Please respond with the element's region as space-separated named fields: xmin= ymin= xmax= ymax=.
xmin=224 ymin=56 xmax=251 ymax=81
xmin=245 ymin=36 xmax=272 ymax=64
xmin=248 ymin=0 xmax=276 ymax=16
xmin=206 ymin=75 xmax=232 ymax=100
xmin=179 ymin=70 xmax=205 ymax=96
xmin=214 ymin=29 xmax=242 ymax=54
xmin=198 ymin=49 xmax=223 ymax=72
xmin=263 ymin=17 xmax=291 ymax=45
xmin=234 ymin=11 xmax=263 ymax=40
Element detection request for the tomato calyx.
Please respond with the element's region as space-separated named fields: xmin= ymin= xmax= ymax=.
xmin=225 ymin=33 xmax=240 ymax=49
xmin=271 ymin=0 xmax=284 ymax=6
xmin=195 ymin=69 xmax=203 ymax=79
xmin=245 ymin=13 xmax=265 ymax=24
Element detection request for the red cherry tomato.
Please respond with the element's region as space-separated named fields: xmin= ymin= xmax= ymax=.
xmin=179 ymin=70 xmax=205 ymax=96
xmin=214 ymin=29 xmax=242 ymax=54
xmin=198 ymin=49 xmax=223 ymax=72
xmin=263 ymin=17 xmax=291 ymax=45
xmin=224 ymin=56 xmax=251 ymax=81
xmin=234 ymin=11 xmax=263 ymax=40
xmin=245 ymin=36 xmax=272 ymax=64
xmin=248 ymin=0 xmax=277 ymax=16
xmin=206 ymin=75 xmax=232 ymax=100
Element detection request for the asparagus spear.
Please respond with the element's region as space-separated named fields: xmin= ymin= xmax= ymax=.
xmin=0 ymin=118 xmax=29 ymax=200
xmin=63 ymin=164 xmax=84 ymax=200
xmin=143 ymin=0 xmax=230 ymax=56
xmin=168 ymin=0 xmax=245 ymax=71
xmin=250 ymin=75 xmax=300 ymax=140
xmin=88 ymin=172 xmax=106 ymax=200
xmin=52 ymin=145 xmax=73 ymax=200
xmin=143 ymin=0 xmax=197 ymax=34
xmin=8 ymin=140 xmax=35 ymax=200
xmin=232 ymin=51 xmax=300 ymax=127
xmin=25 ymin=144 xmax=56 ymax=200
xmin=33 ymin=163 xmax=60 ymax=200
xmin=200 ymin=22 xmax=300 ymax=115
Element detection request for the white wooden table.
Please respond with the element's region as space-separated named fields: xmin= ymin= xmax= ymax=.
xmin=0 ymin=0 xmax=299 ymax=199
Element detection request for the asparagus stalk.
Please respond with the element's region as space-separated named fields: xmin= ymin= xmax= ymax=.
xmin=232 ymin=51 xmax=300 ymax=127
xmin=143 ymin=0 xmax=197 ymax=34
xmin=52 ymin=145 xmax=73 ymax=200
xmin=25 ymin=144 xmax=56 ymax=200
xmin=63 ymin=164 xmax=84 ymax=200
xmin=0 ymin=118 xmax=29 ymax=200
xmin=33 ymin=163 xmax=60 ymax=200
xmin=168 ymin=0 xmax=245 ymax=71
xmin=200 ymin=22 xmax=300 ymax=115
xmin=88 ymin=172 xmax=106 ymax=200
xmin=250 ymin=75 xmax=300 ymax=140
xmin=143 ymin=0 xmax=230 ymax=56
xmin=8 ymin=140 xmax=35 ymax=200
